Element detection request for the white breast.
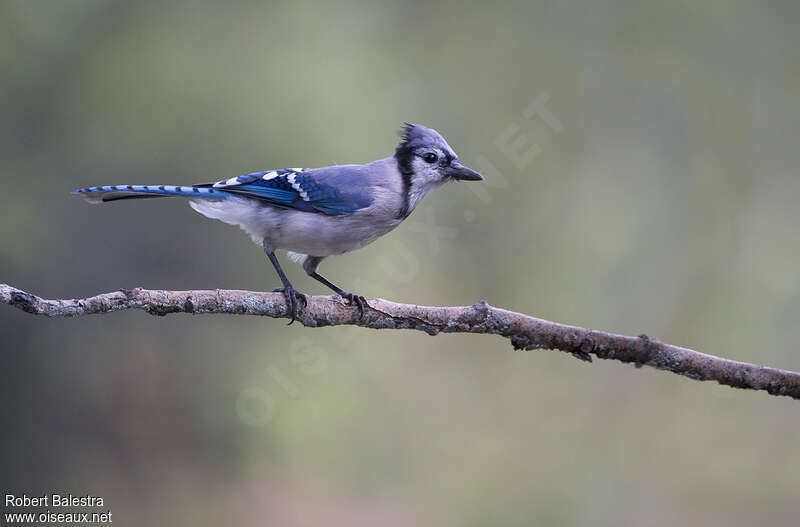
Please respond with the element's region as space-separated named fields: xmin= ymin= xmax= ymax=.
xmin=189 ymin=187 xmax=404 ymax=257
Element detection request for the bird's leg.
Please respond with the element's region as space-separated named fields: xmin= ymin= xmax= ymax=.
xmin=265 ymin=248 xmax=305 ymax=325
xmin=310 ymin=272 xmax=368 ymax=317
xmin=303 ymin=256 xmax=367 ymax=318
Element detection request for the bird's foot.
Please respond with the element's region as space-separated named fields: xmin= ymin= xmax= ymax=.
xmin=338 ymin=292 xmax=368 ymax=319
xmin=273 ymin=286 xmax=307 ymax=325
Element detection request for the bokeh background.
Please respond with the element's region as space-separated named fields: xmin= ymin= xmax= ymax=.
xmin=2 ymin=1 xmax=800 ymax=525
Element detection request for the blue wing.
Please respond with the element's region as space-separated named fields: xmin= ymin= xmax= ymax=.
xmin=207 ymin=167 xmax=374 ymax=216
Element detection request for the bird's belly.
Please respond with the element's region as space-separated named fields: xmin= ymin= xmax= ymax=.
xmin=272 ymin=211 xmax=401 ymax=256
xmin=189 ymin=198 xmax=402 ymax=256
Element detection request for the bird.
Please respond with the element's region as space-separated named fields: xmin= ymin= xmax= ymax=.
xmin=73 ymin=123 xmax=484 ymax=323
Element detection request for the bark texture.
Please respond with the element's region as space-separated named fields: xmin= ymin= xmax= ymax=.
xmin=2 ymin=283 xmax=799 ymax=400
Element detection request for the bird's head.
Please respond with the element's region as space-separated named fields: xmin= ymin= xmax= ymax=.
xmin=394 ymin=123 xmax=483 ymax=188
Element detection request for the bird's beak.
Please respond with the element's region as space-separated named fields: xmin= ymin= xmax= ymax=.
xmin=447 ymin=163 xmax=483 ymax=181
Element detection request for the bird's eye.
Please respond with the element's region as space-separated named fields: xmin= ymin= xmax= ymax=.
xmin=423 ymin=153 xmax=438 ymax=164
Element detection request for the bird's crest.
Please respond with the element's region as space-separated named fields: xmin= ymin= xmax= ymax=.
xmin=397 ymin=122 xmax=417 ymax=147
xmin=396 ymin=122 xmax=447 ymax=150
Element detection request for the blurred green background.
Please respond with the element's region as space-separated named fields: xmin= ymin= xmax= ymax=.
xmin=2 ymin=1 xmax=799 ymax=525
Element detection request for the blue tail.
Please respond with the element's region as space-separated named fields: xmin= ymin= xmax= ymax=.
xmin=72 ymin=184 xmax=232 ymax=203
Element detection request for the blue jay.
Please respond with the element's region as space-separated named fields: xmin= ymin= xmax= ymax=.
xmin=73 ymin=123 xmax=483 ymax=322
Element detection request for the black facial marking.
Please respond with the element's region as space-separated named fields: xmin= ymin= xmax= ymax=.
xmin=394 ymin=143 xmax=414 ymax=219
xmin=395 ymin=162 xmax=412 ymax=219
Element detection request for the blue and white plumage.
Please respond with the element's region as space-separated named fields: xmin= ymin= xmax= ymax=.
xmin=73 ymin=123 xmax=483 ymax=322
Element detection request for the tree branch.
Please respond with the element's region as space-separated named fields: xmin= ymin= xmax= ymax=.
xmin=2 ymin=283 xmax=799 ymax=400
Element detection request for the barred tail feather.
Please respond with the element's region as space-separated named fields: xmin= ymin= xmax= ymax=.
xmin=72 ymin=184 xmax=230 ymax=203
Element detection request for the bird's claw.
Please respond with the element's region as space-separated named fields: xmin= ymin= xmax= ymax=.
xmin=273 ymin=286 xmax=306 ymax=325
xmin=339 ymin=292 xmax=368 ymax=319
